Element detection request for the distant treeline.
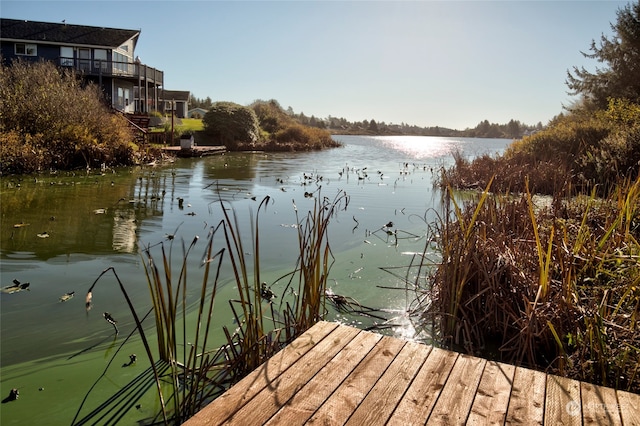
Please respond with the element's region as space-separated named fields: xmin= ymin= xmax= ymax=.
xmin=189 ymin=95 xmax=543 ymax=139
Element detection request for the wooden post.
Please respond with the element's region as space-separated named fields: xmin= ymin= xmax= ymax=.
xmin=171 ymin=100 xmax=174 ymax=146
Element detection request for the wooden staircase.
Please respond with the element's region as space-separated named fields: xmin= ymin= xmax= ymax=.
xmin=124 ymin=114 xmax=150 ymax=145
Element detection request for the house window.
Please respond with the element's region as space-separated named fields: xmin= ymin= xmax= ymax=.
xmin=60 ymin=46 xmax=73 ymax=66
xmin=78 ymin=48 xmax=91 ymax=72
xmin=117 ymin=87 xmax=131 ymax=111
xmin=15 ymin=43 xmax=37 ymax=56
xmin=113 ymin=52 xmax=131 ymax=74
xmin=94 ymin=49 xmax=108 ymax=72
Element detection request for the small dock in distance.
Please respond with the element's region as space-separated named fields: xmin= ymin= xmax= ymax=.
xmin=162 ymin=145 xmax=227 ymax=158
xmin=184 ymin=321 xmax=640 ymax=425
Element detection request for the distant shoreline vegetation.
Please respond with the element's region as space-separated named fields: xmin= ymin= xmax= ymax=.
xmin=190 ymin=95 xmax=543 ymax=140
xmin=323 ymin=118 xmax=540 ymax=139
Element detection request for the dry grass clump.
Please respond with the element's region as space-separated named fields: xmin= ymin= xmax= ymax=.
xmin=437 ymin=150 xmax=572 ymax=195
xmin=423 ymin=177 xmax=640 ymax=392
xmin=245 ymin=99 xmax=341 ymax=152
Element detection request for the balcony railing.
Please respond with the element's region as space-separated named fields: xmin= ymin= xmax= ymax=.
xmin=57 ymin=57 xmax=163 ymax=85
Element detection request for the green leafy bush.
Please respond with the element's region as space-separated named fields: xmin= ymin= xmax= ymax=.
xmin=251 ymin=99 xmax=289 ymax=134
xmin=202 ymin=99 xmax=340 ymax=152
xmin=202 ymin=101 xmax=260 ymax=149
xmin=577 ymin=99 xmax=640 ymax=188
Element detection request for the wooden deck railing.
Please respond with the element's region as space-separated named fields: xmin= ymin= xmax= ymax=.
xmin=56 ymin=57 xmax=163 ymax=85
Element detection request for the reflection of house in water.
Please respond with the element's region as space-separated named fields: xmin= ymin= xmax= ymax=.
xmin=112 ymin=209 xmax=138 ymax=252
xmin=109 ymin=171 xmax=174 ymax=252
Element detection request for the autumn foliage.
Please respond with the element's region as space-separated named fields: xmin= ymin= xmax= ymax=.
xmin=0 ymin=59 xmax=135 ymax=174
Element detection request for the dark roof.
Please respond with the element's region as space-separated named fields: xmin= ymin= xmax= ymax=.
xmin=0 ymin=18 xmax=139 ymax=48
xmin=162 ymin=90 xmax=191 ymax=102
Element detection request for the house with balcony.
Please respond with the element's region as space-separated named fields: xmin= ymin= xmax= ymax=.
xmin=0 ymin=18 xmax=163 ymax=114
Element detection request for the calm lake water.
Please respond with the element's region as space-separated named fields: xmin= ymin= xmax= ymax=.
xmin=0 ymin=135 xmax=511 ymax=425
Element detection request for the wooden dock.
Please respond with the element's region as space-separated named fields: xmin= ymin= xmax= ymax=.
xmin=162 ymin=145 xmax=227 ymax=157
xmin=184 ymin=321 xmax=640 ymax=425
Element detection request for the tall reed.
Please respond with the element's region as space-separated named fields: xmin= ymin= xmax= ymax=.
xmin=287 ymin=190 xmax=349 ymax=330
xmin=80 ymin=188 xmax=349 ymax=424
xmin=421 ymin=175 xmax=640 ymax=392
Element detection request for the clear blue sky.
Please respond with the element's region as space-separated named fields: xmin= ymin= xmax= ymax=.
xmin=1 ymin=1 xmax=629 ymax=130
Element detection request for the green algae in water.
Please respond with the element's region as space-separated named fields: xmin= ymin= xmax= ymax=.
xmin=0 ymin=336 xmax=161 ymax=425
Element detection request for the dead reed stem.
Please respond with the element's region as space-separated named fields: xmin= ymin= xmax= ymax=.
xmin=421 ymin=175 xmax=640 ymax=392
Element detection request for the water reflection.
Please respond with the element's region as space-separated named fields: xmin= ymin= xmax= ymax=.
xmin=2 ymin=176 xmax=133 ymax=259
xmin=112 ymin=210 xmax=137 ymax=253
xmin=371 ymin=135 xmax=510 ymax=160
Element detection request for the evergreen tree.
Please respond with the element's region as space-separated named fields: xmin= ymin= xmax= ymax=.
xmin=507 ymin=119 xmax=521 ymax=138
xmin=368 ymin=119 xmax=379 ymax=133
xmin=566 ymin=1 xmax=640 ymax=108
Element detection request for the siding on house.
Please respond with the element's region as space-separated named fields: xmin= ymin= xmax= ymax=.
xmin=0 ymin=18 xmax=164 ymax=114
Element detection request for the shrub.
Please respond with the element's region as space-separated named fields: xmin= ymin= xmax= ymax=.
xmin=202 ymin=102 xmax=260 ymax=149
xmin=274 ymin=124 xmax=339 ymax=150
xmin=577 ymin=99 xmax=640 ymax=190
xmin=251 ymin=99 xmax=292 ymax=134
xmin=506 ymin=115 xmax=609 ymax=165
xmin=249 ymin=100 xmax=341 ymax=152
xmin=0 ymin=131 xmax=47 ymax=174
xmin=0 ymin=59 xmax=136 ymax=174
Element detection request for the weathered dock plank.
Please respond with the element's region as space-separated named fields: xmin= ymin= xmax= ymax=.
xmin=306 ymin=335 xmax=405 ymax=425
xmin=263 ymin=329 xmax=383 ymax=425
xmin=544 ymin=374 xmax=582 ymax=426
xmin=185 ymin=321 xmax=338 ymax=425
xmin=618 ymin=390 xmax=640 ymax=426
xmin=581 ymin=381 xmax=622 ymax=425
xmin=505 ymin=366 xmax=546 ymax=425
xmin=387 ymin=346 xmax=458 ymax=425
xmin=344 ymin=340 xmax=430 ymax=425
xmin=183 ymin=321 xmax=640 ymax=426
xmin=221 ymin=324 xmax=358 ymax=425
xmin=427 ymin=352 xmax=486 ymax=425
xmin=467 ymin=361 xmax=516 ymax=425
xmin=162 ymin=145 xmax=227 ymax=157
